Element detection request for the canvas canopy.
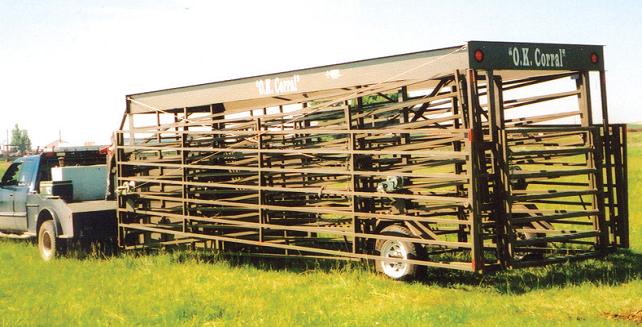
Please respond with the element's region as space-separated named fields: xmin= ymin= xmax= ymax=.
xmin=126 ymin=41 xmax=604 ymax=116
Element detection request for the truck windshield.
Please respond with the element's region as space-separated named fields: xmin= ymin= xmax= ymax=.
xmin=1 ymin=162 xmax=22 ymax=186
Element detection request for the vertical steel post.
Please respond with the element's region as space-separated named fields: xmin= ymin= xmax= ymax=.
xmin=598 ymin=70 xmax=618 ymax=248
xmin=465 ymin=69 xmax=484 ymax=271
xmin=344 ymin=98 xmax=358 ymax=253
xmin=618 ymin=126 xmax=629 ymax=248
xmin=257 ymin=117 xmax=264 ymax=243
xmin=577 ymin=72 xmax=608 ymax=252
xmin=486 ymin=71 xmax=511 ymax=266
xmin=181 ymin=108 xmax=189 ymax=234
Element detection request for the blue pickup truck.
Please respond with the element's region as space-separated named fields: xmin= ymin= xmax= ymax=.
xmin=0 ymin=147 xmax=116 ymax=260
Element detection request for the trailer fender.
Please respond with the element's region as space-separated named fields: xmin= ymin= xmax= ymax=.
xmin=371 ymin=220 xmax=427 ymax=252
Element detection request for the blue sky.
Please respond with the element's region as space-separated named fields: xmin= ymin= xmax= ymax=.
xmin=1 ymin=0 xmax=641 ymax=146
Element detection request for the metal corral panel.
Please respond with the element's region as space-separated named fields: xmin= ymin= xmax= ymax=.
xmin=115 ymin=40 xmax=626 ymax=278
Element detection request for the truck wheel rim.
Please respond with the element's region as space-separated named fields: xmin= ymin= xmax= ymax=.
xmin=42 ymin=231 xmax=53 ymax=259
xmin=380 ymin=240 xmax=409 ymax=279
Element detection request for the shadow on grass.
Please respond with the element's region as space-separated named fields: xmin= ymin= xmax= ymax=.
xmin=423 ymin=250 xmax=642 ymax=294
xmin=168 ymin=249 xmax=368 ymax=275
xmin=160 ymin=246 xmax=642 ymax=294
xmin=165 ymin=248 xmax=642 ymax=294
xmin=3 ymin=237 xmax=639 ymax=294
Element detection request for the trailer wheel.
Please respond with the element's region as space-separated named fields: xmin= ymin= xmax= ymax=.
xmin=375 ymin=225 xmax=425 ymax=280
xmin=38 ymin=220 xmax=61 ymax=261
xmin=516 ymin=226 xmax=546 ymax=261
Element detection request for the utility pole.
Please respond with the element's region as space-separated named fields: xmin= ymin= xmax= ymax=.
xmin=5 ymin=129 xmax=8 ymax=162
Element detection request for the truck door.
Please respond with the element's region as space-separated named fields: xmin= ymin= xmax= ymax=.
xmin=0 ymin=161 xmax=23 ymax=231
xmin=12 ymin=157 xmax=38 ymax=231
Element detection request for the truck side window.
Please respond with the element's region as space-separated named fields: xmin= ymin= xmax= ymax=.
xmin=18 ymin=159 xmax=36 ymax=187
xmin=1 ymin=163 xmax=22 ymax=186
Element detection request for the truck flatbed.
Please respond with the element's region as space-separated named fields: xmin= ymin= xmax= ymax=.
xmin=67 ymin=200 xmax=116 ymax=213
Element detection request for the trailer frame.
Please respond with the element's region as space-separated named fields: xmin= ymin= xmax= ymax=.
xmin=113 ymin=41 xmax=628 ymax=278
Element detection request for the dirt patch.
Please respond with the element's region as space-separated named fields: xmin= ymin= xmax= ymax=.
xmin=604 ymin=309 xmax=642 ymax=324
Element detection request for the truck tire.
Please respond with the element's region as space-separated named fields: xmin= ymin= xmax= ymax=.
xmin=38 ymin=220 xmax=62 ymax=261
xmin=374 ymin=224 xmax=425 ymax=280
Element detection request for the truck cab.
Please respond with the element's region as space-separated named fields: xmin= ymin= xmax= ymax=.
xmin=0 ymin=148 xmax=116 ymax=260
xmin=0 ymin=156 xmax=36 ymax=232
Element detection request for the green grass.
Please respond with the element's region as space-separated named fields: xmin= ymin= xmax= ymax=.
xmin=0 ymin=243 xmax=639 ymax=326
xmin=0 ymin=161 xmax=9 ymax=176
xmin=627 ymin=123 xmax=642 ymax=130
xmin=1 ymin=138 xmax=641 ymax=326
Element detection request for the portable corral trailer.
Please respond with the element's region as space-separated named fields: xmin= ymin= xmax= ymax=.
xmin=114 ymin=41 xmax=628 ymax=279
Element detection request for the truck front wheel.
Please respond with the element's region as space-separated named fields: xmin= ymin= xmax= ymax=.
xmin=38 ymin=220 xmax=62 ymax=261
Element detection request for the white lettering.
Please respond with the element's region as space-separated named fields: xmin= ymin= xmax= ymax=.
xmin=255 ymin=75 xmax=300 ymax=96
xmin=265 ymin=79 xmax=272 ymax=95
xmin=521 ymin=48 xmax=530 ymax=66
xmin=512 ymin=47 xmax=520 ymax=66
xmin=512 ymin=47 xmax=567 ymax=68
xmin=325 ymin=69 xmax=342 ymax=80
xmin=560 ymin=49 xmax=565 ymax=66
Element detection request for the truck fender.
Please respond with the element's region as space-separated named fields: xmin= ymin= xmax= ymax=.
xmin=36 ymin=209 xmax=62 ymax=237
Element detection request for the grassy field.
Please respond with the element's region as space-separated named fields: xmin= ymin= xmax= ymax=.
xmin=0 ymin=161 xmax=8 ymax=175
xmin=0 ymin=135 xmax=641 ymax=326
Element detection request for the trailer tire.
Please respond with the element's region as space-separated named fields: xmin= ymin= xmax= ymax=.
xmin=38 ymin=220 xmax=63 ymax=261
xmin=375 ymin=224 xmax=425 ymax=280
xmin=516 ymin=226 xmax=546 ymax=261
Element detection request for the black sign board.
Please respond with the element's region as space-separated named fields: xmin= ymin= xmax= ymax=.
xmin=468 ymin=41 xmax=604 ymax=71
